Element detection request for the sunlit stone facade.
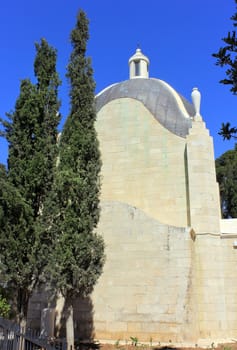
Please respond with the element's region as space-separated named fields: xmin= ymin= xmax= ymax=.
xmin=29 ymin=49 xmax=237 ymax=345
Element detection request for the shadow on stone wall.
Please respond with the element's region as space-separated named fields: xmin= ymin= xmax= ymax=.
xmin=55 ymin=296 xmax=95 ymax=342
xmin=27 ymin=289 xmax=95 ymax=342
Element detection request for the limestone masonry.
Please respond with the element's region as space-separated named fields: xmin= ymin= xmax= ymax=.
xmin=29 ymin=48 xmax=237 ymax=345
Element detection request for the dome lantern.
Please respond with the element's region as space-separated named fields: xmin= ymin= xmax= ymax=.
xmin=128 ymin=47 xmax=150 ymax=79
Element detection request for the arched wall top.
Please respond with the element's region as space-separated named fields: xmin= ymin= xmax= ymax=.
xmin=95 ymin=78 xmax=195 ymax=138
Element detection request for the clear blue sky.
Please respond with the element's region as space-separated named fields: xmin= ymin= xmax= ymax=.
xmin=0 ymin=0 xmax=236 ymax=165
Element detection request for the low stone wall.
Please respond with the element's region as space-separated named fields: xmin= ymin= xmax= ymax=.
xmin=76 ymin=200 xmax=197 ymax=343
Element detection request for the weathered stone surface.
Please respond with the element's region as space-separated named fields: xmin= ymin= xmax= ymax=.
xmin=28 ymin=72 xmax=237 ymax=344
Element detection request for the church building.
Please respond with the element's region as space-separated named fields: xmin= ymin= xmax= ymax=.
xmin=30 ymin=48 xmax=237 ymax=345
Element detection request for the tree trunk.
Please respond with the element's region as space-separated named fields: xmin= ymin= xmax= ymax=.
xmin=55 ymin=293 xmax=65 ymax=337
xmin=65 ymin=300 xmax=74 ymax=350
xmin=18 ymin=289 xmax=29 ymax=350
xmin=19 ymin=317 xmax=27 ymax=350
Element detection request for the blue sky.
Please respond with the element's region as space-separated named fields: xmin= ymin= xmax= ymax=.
xmin=0 ymin=0 xmax=236 ymax=165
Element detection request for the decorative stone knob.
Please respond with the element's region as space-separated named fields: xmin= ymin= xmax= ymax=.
xmin=191 ymin=87 xmax=201 ymax=117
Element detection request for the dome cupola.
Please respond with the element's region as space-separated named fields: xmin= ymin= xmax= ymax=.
xmin=128 ymin=47 xmax=150 ymax=79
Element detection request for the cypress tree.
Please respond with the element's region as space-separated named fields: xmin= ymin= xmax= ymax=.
xmin=7 ymin=39 xmax=61 ymax=215
xmin=0 ymin=39 xmax=61 ymax=326
xmin=44 ymin=10 xmax=105 ymax=348
xmin=0 ymin=162 xmax=34 ymax=321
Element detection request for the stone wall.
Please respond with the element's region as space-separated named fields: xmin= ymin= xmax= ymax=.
xmin=89 ymin=201 xmax=197 ymax=343
xmin=220 ymin=234 xmax=237 ymax=339
xmin=96 ymin=98 xmax=188 ymax=228
xmin=27 ymin=90 xmax=237 ymax=344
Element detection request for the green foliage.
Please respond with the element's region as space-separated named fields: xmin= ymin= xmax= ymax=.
xmin=149 ymin=337 xmax=153 ymax=347
xmin=0 ymin=39 xmax=61 ymax=322
xmin=213 ymin=0 xmax=237 ymax=139
xmin=216 ymin=144 xmax=237 ymax=217
xmin=115 ymin=339 xmax=120 ymax=348
xmin=0 ymin=294 xmax=10 ymax=318
xmin=36 ymin=11 xmax=105 ymax=349
xmin=219 ymin=122 xmax=237 ymax=140
xmin=44 ymin=10 xmax=105 ymax=300
xmin=130 ymin=337 xmax=138 ymax=346
xmin=213 ymin=5 xmax=237 ymax=95
xmin=0 ymin=12 xmax=104 ymax=342
xmin=6 ymin=39 xmax=61 ymax=215
xmin=0 ymin=166 xmax=34 ymax=312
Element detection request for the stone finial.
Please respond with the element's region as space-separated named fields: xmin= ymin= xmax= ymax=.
xmin=191 ymin=87 xmax=202 ymax=120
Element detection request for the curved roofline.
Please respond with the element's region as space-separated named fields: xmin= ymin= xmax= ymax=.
xmin=95 ymin=82 xmax=120 ymax=99
xmin=95 ymin=78 xmax=194 ymax=138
